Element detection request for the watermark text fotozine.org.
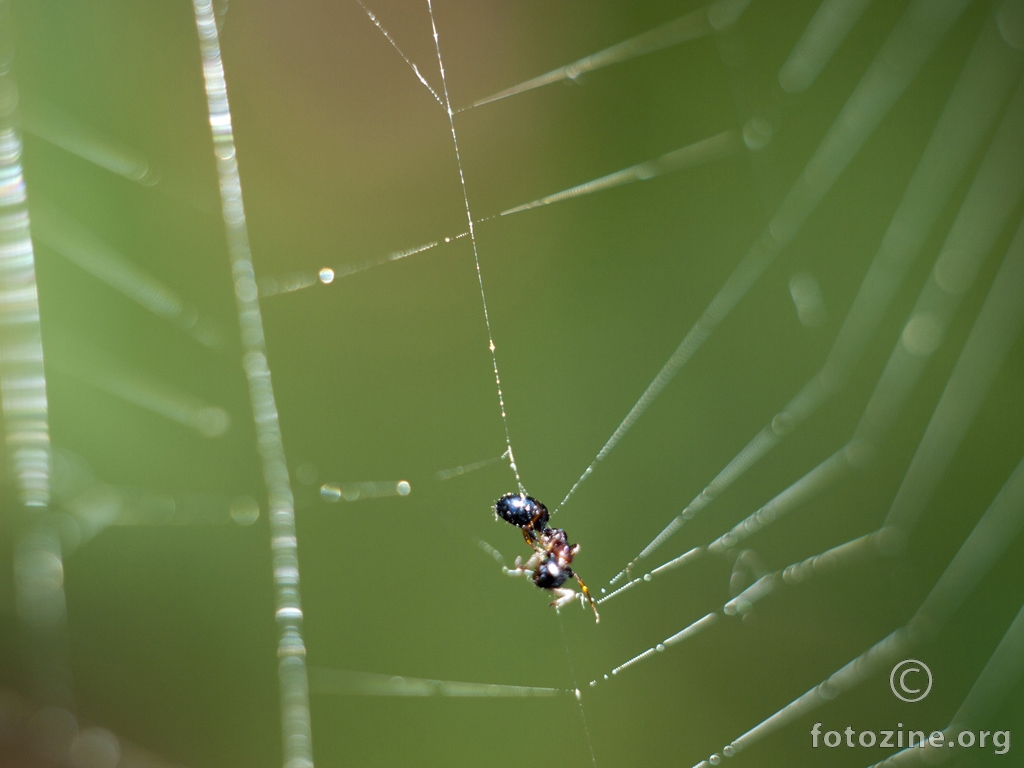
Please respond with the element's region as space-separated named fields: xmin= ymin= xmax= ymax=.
xmin=810 ymin=723 xmax=1010 ymax=755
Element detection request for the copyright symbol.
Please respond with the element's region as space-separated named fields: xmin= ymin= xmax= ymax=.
xmin=890 ymin=659 xmax=932 ymax=702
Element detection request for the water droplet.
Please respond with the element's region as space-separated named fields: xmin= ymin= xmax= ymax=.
xmin=230 ymin=496 xmax=260 ymax=526
xmin=742 ymin=116 xmax=773 ymax=150
xmin=998 ymin=0 xmax=1024 ymax=49
xmin=320 ymin=484 xmax=342 ymax=502
xmin=771 ymin=412 xmax=794 ymax=435
xmin=319 ymin=268 xmax=335 ymax=284
xmin=295 ymin=463 xmax=318 ymax=486
xmin=70 ymin=727 xmax=121 ymax=768
xmin=196 ymin=406 xmax=230 ymax=437
xmin=902 ymin=313 xmax=943 ymax=357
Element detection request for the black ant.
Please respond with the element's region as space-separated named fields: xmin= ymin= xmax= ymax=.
xmin=493 ymin=492 xmax=600 ymax=622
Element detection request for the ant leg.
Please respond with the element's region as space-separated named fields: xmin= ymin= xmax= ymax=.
xmin=505 ymin=551 xmax=541 ymax=578
xmin=528 ymin=509 xmax=547 ymax=529
xmin=549 ymin=588 xmax=577 ymax=611
xmin=571 ymin=571 xmax=600 ymax=623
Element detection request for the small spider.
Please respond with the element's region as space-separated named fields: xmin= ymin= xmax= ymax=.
xmin=494 ymin=492 xmax=600 ymax=622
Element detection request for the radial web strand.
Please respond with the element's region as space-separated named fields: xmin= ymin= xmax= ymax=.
xmin=868 ymin=603 xmax=1024 ymax=767
xmin=436 ymin=452 xmax=507 ymax=480
xmin=256 ymin=126 xmax=738 ymax=300
xmin=191 ymin=3 xmax=313 ymax=767
xmin=258 ymin=239 xmax=443 ymax=298
xmin=500 ymin=131 xmax=740 ymax=216
xmin=21 ymin=99 xmax=153 ymax=184
xmin=0 ymin=42 xmax=72 ymax=713
xmin=596 ymin=448 xmax=1023 ymax=687
xmin=52 ymin=345 xmax=229 ymax=438
xmin=708 ymin=76 xmax=1024 ymax=553
xmin=607 ymin=15 xmax=1024 ymax=582
xmin=590 ymin=613 xmax=719 ymax=685
xmin=604 ymin=202 xmax=1024 ymax=608
xmin=777 ymin=0 xmax=875 ymax=94
xmin=31 ymin=204 xmax=222 ymax=347
xmin=689 ymin=455 xmax=1024 ymax=765
xmin=726 ymin=216 xmax=1024 ymax=611
xmin=468 ymin=0 xmax=752 ymax=109
xmin=355 ymin=0 xmax=444 ymax=108
xmin=557 ymin=0 xmax=974 ymax=517
xmin=319 ymin=479 xmax=411 ymax=503
xmin=309 ymin=667 xmax=565 ymax=698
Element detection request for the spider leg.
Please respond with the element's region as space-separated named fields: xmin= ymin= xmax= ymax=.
xmin=570 ymin=570 xmax=600 ymax=623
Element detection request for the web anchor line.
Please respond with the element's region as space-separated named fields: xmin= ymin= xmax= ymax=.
xmin=426 ymin=0 xmax=523 ymax=494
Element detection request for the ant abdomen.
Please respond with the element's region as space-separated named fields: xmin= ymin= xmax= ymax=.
xmin=494 ymin=492 xmax=549 ymax=531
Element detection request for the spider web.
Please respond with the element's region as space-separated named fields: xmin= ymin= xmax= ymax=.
xmin=3 ymin=1 xmax=1024 ymax=768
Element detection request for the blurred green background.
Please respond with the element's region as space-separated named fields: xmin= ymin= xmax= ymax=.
xmin=1 ymin=0 xmax=1023 ymax=766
